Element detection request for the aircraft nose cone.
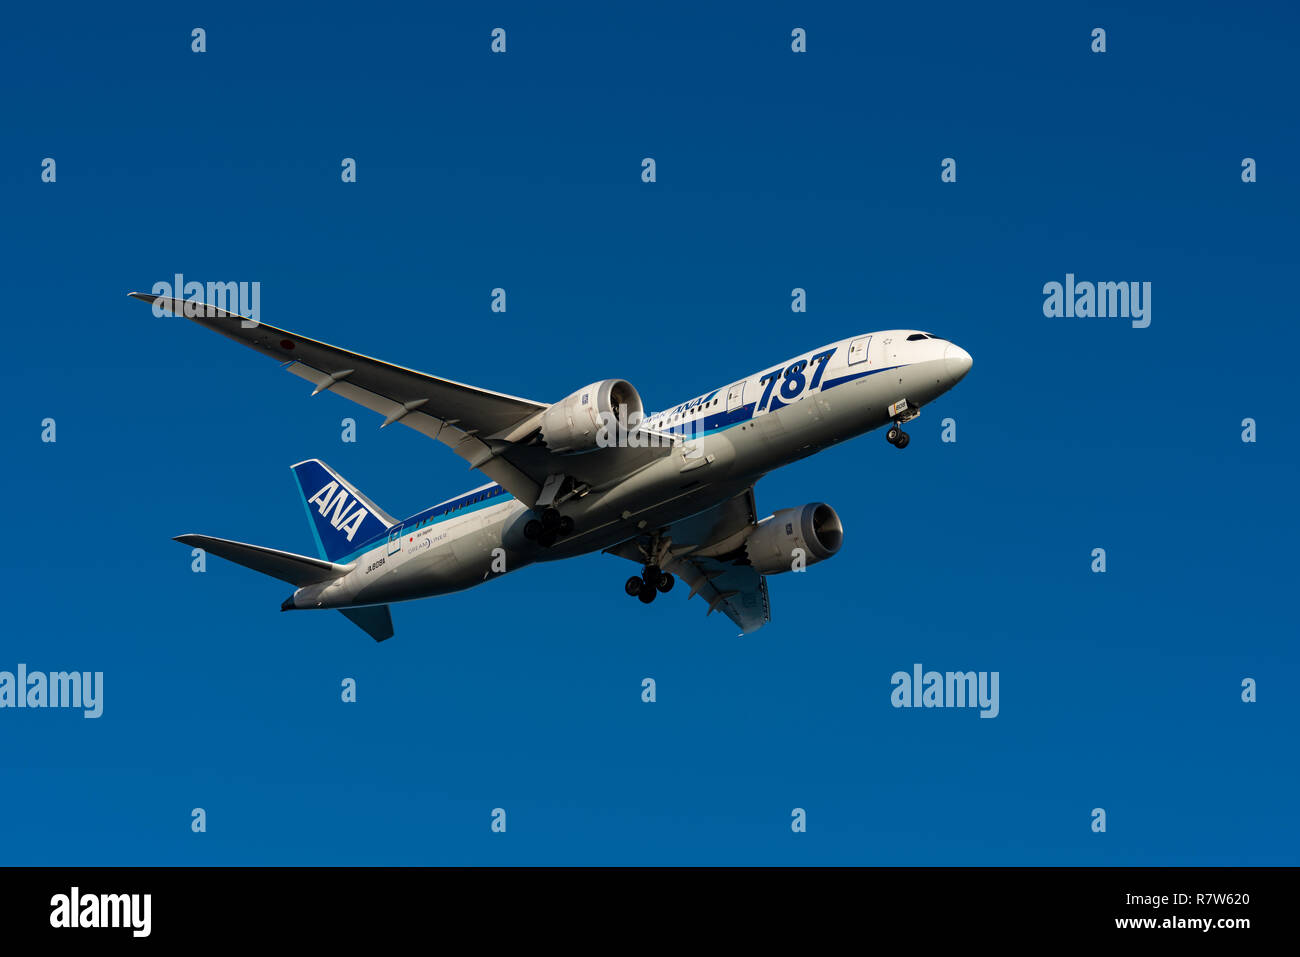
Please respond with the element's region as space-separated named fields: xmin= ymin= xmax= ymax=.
xmin=944 ymin=343 xmax=973 ymax=385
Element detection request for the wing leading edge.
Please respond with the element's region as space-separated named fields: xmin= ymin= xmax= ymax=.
xmin=130 ymin=292 xmax=549 ymax=503
xmin=131 ymin=293 xmax=674 ymax=505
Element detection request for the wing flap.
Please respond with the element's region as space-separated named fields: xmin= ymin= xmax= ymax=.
xmin=672 ymin=558 xmax=771 ymax=634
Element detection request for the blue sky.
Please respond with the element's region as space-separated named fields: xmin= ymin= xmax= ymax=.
xmin=1 ymin=1 xmax=1296 ymax=864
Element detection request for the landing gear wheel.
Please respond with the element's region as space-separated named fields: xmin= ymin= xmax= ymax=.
xmin=642 ymin=564 xmax=661 ymax=584
xmin=637 ymin=584 xmax=657 ymax=604
xmin=541 ymin=508 xmax=561 ymax=531
xmin=558 ymin=515 xmax=574 ymax=536
xmin=656 ymin=572 xmax=675 ymax=593
xmin=887 ymin=426 xmax=901 ymax=444
xmin=625 ymin=576 xmax=644 ymax=597
xmin=524 ymin=519 xmax=542 ymax=540
xmin=538 ymin=529 xmax=557 ymax=547
xmin=895 ymin=431 xmax=910 ymax=449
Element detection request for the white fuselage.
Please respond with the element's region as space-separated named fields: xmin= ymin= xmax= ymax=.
xmin=287 ymin=330 xmax=972 ymax=611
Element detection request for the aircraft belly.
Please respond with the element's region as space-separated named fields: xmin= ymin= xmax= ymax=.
xmin=450 ymin=520 xmax=497 ymax=579
xmin=591 ymin=432 xmax=734 ymax=518
xmin=349 ymin=513 xmax=516 ymax=604
xmin=736 ymin=400 xmax=838 ymax=470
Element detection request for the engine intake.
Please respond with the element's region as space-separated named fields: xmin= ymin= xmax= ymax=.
xmin=744 ymin=503 xmax=843 ymax=575
xmin=540 ymin=379 xmax=643 ymax=453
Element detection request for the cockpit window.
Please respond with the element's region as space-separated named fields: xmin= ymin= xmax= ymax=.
xmin=906 ymin=333 xmax=927 ymax=341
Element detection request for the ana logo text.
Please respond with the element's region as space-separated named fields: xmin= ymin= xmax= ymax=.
xmin=308 ymin=481 xmax=370 ymax=541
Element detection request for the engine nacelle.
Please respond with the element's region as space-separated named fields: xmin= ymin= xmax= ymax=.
xmin=744 ymin=503 xmax=844 ymax=575
xmin=540 ymin=379 xmax=643 ymax=453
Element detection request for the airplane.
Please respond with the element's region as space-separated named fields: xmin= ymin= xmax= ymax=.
xmin=129 ymin=292 xmax=972 ymax=640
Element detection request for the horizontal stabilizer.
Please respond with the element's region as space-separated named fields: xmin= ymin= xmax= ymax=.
xmin=339 ymin=605 xmax=394 ymax=642
xmin=175 ymin=534 xmax=351 ymax=587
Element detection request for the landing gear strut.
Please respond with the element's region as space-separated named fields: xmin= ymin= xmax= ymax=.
xmin=886 ymin=398 xmax=918 ymax=449
xmin=626 ymin=564 xmax=674 ymax=603
xmin=523 ymin=507 xmax=576 ymax=547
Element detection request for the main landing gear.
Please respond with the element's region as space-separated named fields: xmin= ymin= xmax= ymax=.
xmin=625 ymin=564 xmax=675 ymax=604
xmin=523 ymin=507 xmax=575 ymax=547
xmin=886 ymin=425 xmax=910 ymax=449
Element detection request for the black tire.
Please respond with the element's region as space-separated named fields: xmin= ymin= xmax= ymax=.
xmin=642 ymin=564 xmax=661 ymax=584
xmin=637 ymin=584 xmax=657 ymax=604
xmin=625 ymin=576 xmax=644 ymax=597
xmin=524 ymin=519 xmax=542 ymax=540
xmin=558 ymin=515 xmax=575 ymax=536
xmin=895 ymin=432 xmax=910 ymax=449
xmin=541 ymin=508 xmax=561 ymax=531
xmin=538 ymin=529 xmax=557 ymax=547
xmin=656 ymin=572 xmax=675 ymax=593
xmin=887 ymin=426 xmax=901 ymax=444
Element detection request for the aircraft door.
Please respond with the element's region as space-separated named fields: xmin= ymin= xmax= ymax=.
xmin=387 ymin=525 xmax=403 ymax=556
xmin=848 ymin=336 xmax=871 ymax=366
xmin=725 ymin=382 xmax=745 ymax=412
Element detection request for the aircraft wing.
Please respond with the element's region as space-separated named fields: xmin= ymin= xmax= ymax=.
xmin=606 ymin=487 xmax=772 ymax=635
xmin=130 ymin=293 xmax=669 ymax=504
xmin=670 ymin=557 xmax=771 ymax=635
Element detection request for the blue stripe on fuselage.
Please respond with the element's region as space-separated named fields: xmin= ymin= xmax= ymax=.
xmin=330 ymin=363 xmax=901 ymax=564
xmin=331 ymin=484 xmax=513 ymax=564
xmin=658 ymin=363 xmax=900 ymax=433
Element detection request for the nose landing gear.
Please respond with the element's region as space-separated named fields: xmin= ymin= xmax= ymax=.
xmin=886 ymin=398 xmax=918 ymax=449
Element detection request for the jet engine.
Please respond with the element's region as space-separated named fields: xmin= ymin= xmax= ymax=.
xmin=744 ymin=503 xmax=844 ymax=575
xmin=540 ymin=379 xmax=643 ymax=453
